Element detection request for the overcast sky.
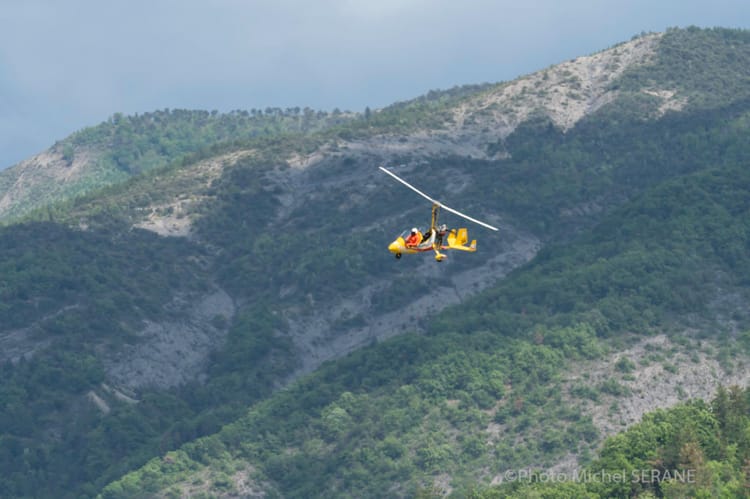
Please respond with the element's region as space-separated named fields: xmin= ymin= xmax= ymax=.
xmin=2 ymin=0 xmax=750 ymax=168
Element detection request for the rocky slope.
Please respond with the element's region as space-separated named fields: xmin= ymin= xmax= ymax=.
xmin=447 ymin=33 xmax=666 ymax=146
xmin=0 ymin=145 xmax=108 ymax=220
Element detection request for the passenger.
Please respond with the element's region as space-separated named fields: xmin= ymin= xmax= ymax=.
xmin=405 ymin=227 xmax=420 ymax=247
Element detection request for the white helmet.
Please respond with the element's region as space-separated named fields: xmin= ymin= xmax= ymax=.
xmin=411 ymin=227 xmax=418 ymax=233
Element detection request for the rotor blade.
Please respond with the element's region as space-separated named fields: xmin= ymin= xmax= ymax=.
xmin=437 ymin=203 xmax=499 ymax=231
xmin=379 ymin=166 xmax=499 ymax=231
xmin=379 ymin=166 xmax=438 ymax=205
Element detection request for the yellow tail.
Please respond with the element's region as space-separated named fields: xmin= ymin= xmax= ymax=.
xmin=447 ymin=228 xmax=476 ymax=252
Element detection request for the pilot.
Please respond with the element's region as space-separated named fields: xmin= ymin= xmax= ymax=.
xmin=405 ymin=227 xmax=420 ymax=247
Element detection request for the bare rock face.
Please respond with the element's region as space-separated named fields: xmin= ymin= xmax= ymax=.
xmin=104 ymin=288 xmax=235 ymax=390
xmin=567 ymin=334 xmax=750 ymax=438
xmin=0 ymin=146 xmax=102 ymax=220
xmin=448 ymin=33 xmax=666 ymax=143
xmin=133 ymin=150 xmax=256 ymax=238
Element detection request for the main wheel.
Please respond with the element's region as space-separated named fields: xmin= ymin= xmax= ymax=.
xmin=395 ymin=253 xmax=402 ymax=259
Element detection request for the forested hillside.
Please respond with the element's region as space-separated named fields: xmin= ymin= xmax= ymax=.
xmin=1 ymin=27 xmax=750 ymax=498
xmin=479 ymin=386 xmax=750 ymax=498
xmin=0 ymin=107 xmax=348 ymax=222
xmin=100 ymin=160 xmax=750 ymax=498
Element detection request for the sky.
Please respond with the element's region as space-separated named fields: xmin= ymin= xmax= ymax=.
xmin=2 ymin=0 xmax=750 ymax=169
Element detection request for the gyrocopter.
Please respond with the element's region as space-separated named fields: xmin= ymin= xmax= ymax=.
xmin=379 ymin=166 xmax=498 ymax=262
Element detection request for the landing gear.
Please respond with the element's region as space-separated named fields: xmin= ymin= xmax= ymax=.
xmin=395 ymin=253 xmax=402 ymax=259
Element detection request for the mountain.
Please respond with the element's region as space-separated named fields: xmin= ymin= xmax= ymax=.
xmin=0 ymin=108 xmax=349 ymax=222
xmin=1 ymin=27 xmax=750 ymax=498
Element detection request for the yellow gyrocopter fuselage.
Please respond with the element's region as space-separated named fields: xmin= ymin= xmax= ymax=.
xmin=387 ymin=204 xmax=477 ymax=262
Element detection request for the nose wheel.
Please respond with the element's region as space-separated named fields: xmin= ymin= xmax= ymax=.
xmin=395 ymin=253 xmax=402 ymax=259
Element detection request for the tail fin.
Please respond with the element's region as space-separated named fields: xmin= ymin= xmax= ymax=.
xmin=446 ymin=229 xmax=477 ymax=252
xmin=456 ymin=228 xmax=469 ymax=246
